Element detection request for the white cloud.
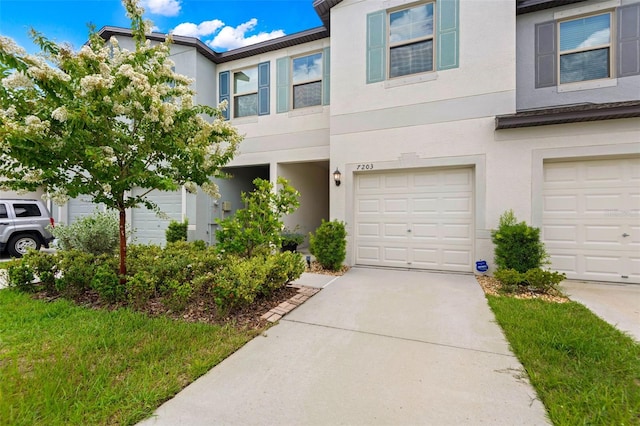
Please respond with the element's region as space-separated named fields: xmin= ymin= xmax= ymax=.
xmin=172 ymin=20 xmax=224 ymax=37
xmin=143 ymin=0 xmax=181 ymax=17
xmin=578 ymin=28 xmax=610 ymax=49
xmin=205 ymin=19 xmax=285 ymax=51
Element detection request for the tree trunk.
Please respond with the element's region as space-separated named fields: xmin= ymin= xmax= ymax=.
xmin=119 ymin=208 xmax=127 ymax=285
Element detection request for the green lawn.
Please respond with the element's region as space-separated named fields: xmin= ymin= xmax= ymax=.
xmin=488 ymin=295 xmax=640 ymax=425
xmin=0 ymin=290 xmax=259 ymax=425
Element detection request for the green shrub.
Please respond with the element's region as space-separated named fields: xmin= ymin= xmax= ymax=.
xmin=7 ymin=262 xmax=35 ymax=292
xmin=209 ymin=256 xmax=268 ymax=313
xmin=55 ymin=250 xmax=98 ymax=296
xmin=491 ymin=210 xmax=548 ymax=273
xmin=91 ymin=264 xmax=124 ymax=303
xmin=163 ymin=279 xmax=193 ymax=312
xmin=166 ymin=219 xmax=188 ymax=243
xmin=494 ymin=268 xmax=524 ymax=294
xmin=21 ymin=250 xmax=58 ymax=293
xmin=51 ymin=210 xmax=122 ymax=255
xmin=263 ymin=252 xmax=305 ymax=295
xmin=309 ymin=219 xmax=347 ymax=271
xmin=216 ymin=177 xmax=300 ymax=257
xmin=524 ymin=268 xmax=566 ymax=293
xmin=126 ymin=271 xmax=157 ymax=310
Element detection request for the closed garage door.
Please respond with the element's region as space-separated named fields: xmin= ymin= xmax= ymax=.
xmin=131 ymin=189 xmax=182 ymax=245
xmin=355 ymin=167 xmax=474 ymax=272
xmin=67 ymin=197 xmax=100 ymax=224
xmin=543 ymin=157 xmax=640 ymax=284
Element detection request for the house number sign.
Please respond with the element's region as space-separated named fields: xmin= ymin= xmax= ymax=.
xmin=356 ymin=163 xmax=374 ymax=170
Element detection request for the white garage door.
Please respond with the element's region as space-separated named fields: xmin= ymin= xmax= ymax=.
xmin=67 ymin=197 xmax=101 ymax=224
xmin=543 ymin=157 xmax=640 ymax=284
xmin=130 ymin=189 xmax=182 ymax=245
xmin=355 ymin=167 xmax=474 ymax=272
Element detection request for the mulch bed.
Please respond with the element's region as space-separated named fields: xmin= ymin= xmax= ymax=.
xmin=475 ymin=274 xmax=569 ymax=303
xmin=31 ymin=263 xmax=348 ymax=330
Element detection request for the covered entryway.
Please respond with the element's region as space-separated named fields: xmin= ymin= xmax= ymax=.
xmin=542 ymin=157 xmax=640 ymax=284
xmin=354 ymin=167 xmax=474 ymax=271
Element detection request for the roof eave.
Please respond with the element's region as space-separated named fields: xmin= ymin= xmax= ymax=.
xmin=495 ymin=102 xmax=640 ymax=129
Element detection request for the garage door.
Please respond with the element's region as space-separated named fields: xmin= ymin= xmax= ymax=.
xmin=67 ymin=197 xmax=100 ymax=224
xmin=130 ymin=189 xmax=182 ymax=245
xmin=542 ymin=157 xmax=640 ymax=284
xmin=355 ymin=167 xmax=474 ymax=271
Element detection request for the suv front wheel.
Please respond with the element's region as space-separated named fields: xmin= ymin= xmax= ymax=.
xmin=7 ymin=234 xmax=42 ymax=257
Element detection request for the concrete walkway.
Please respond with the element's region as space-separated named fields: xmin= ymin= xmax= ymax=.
xmin=561 ymin=280 xmax=640 ymax=342
xmin=139 ymin=268 xmax=549 ymax=425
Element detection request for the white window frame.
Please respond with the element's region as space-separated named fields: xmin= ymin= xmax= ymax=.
xmin=557 ymin=11 xmax=614 ymax=86
xmin=387 ymin=1 xmax=436 ymax=79
xmin=232 ymin=66 xmax=258 ymax=118
xmin=291 ymin=52 xmax=323 ymax=110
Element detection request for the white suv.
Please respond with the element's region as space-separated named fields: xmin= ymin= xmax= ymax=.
xmin=0 ymin=199 xmax=55 ymax=257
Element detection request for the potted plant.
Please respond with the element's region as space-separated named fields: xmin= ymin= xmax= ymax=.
xmin=281 ymin=227 xmax=305 ymax=252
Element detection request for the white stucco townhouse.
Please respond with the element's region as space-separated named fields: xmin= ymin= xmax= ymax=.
xmin=11 ymin=0 xmax=638 ymax=284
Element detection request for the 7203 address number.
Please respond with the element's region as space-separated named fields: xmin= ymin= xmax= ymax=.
xmin=356 ymin=164 xmax=374 ymax=170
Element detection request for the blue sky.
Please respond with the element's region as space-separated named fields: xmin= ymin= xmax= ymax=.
xmin=0 ymin=0 xmax=323 ymax=54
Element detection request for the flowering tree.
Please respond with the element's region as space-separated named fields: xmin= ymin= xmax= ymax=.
xmin=0 ymin=0 xmax=242 ymax=279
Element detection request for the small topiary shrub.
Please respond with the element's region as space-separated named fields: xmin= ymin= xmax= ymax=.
xmin=51 ymin=210 xmax=122 ymax=255
xmin=166 ymin=219 xmax=188 ymax=243
xmin=209 ymin=255 xmax=268 ymax=313
xmin=491 ymin=210 xmax=548 ymax=273
xmin=309 ymin=220 xmax=347 ymax=271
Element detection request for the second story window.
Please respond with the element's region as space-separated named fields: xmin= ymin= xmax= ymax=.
xmin=559 ymin=13 xmax=612 ymax=84
xmin=389 ymin=2 xmax=435 ymax=78
xmin=292 ymin=53 xmax=323 ymax=109
xmin=233 ymin=67 xmax=258 ymax=118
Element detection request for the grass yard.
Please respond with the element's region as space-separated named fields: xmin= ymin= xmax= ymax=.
xmin=488 ymin=295 xmax=640 ymax=425
xmin=0 ymin=290 xmax=259 ymax=425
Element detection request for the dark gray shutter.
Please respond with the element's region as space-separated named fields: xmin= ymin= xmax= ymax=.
xmin=366 ymin=10 xmax=386 ymax=83
xmin=218 ymin=71 xmax=230 ymax=120
xmin=535 ymin=21 xmax=557 ymax=88
xmin=618 ymin=3 xmax=640 ymax=77
xmin=258 ymin=61 xmax=270 ymax=116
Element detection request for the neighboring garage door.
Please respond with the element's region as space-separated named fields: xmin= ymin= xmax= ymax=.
xmin=542 ymin=157 xmax=640 ymax=284
xmin=130 ymin=189 xmax=182 ymax=245
xmin=67 ymin=197 xmax=99 ymax=224
xmin=355 ymin=167 xmax=474 ymax=272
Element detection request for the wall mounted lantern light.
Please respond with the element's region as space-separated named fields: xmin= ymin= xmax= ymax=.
xmin=333 ymin=168 xmax=342 ymax=186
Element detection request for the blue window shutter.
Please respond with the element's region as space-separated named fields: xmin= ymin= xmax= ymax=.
xmin=276 ymin=57 xmax=290 ymax=113
xmin=437 ymin=0 xmax=459 ymax=70
xmin=618 ymin=3 xmax=640 ymax=77
xmin=258 ymin=61 xmax=270 ymax=116
xmin=535 ymin=21 xmax=557 ymax=88
xmin=218 ymin=71 xmax=230 ymax=120
xmin=366 ymin=10 xmax=386 ymax=83
xmin=323 ymin=47 xmax=331 ymax=105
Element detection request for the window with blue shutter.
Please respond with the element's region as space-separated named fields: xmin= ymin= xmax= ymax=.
xmin=366 ymin=0 xmax=459 ymax=83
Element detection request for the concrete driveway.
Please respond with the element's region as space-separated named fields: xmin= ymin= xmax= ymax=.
xmin=139 ymin=268 xmax=549 ymax=425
